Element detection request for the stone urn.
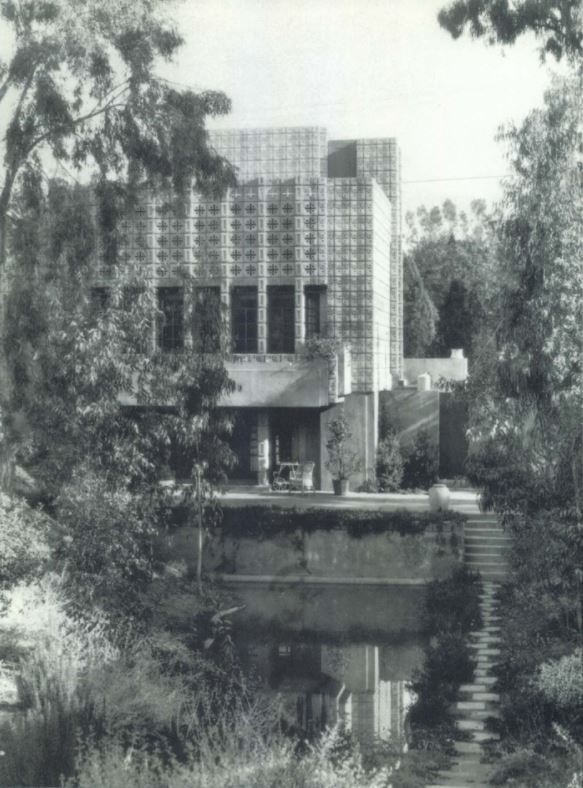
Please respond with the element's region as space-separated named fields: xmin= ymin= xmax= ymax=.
xmin=429 ymin=482 xmax=450 ymax=512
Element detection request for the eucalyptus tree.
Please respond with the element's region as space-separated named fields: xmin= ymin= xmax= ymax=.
xmin=0 ymin=0 xmax=234 ymax=269
xmin=438 ymin=0 xmax=583 ymax=62
xmin=466 ymin=75 xmax=583 ymax=514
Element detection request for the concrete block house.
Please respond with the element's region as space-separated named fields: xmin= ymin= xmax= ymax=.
xmin=98 ymin=126 xmax=404 ymax=490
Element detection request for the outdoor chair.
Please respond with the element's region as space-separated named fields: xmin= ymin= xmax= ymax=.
xmin=288 ymin=462 xmax=315 ymax=494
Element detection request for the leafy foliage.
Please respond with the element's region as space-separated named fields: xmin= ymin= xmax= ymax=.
xmin=407 ymin=568 xmax=481 ymax=750
xmin=438 ymin=0 xmax=583 ymax=62
xmin=403 ymin=254 xmax=438 ymax=357
xmin=0 ymin=0 xmax=235 ymax=266
xmin=464 ymin=75 xmax=583 ymax=515
xmin=402 ymin=430 xmax=439 ymax=490
xmin=0 ymin=492 xmax=50 ymax=593
xmin=422 ymin=566 xmax=483 ymax=635
xmin=4 ymin=176 xmax=236 ymax=623
xmin=404 ymin=199 xmax=496 ymax=361
xmin=216 ymin=504 xmax=466 ymax=541
xmin=375 ymin=431 xmax=404 ymax=492
xmin=0 ymin=578 xmax=259 ymax=787
xmin=494 ymin=509 xmax=583 ymax=743
xmin=325 ymin=413 xmax=363 ymax=481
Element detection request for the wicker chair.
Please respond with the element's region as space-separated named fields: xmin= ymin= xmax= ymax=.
xmin=289 ymin=462 xmax=315 ymax=493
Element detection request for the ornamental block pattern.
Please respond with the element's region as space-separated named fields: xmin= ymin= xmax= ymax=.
xmin=209 ymin=127 xmax=328 ymax=181
xmin=94 ymin=126 xmax=403 ymax=393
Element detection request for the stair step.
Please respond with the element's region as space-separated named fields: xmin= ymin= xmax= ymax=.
xmin=473 ymin=692 xmax=500 ymax=702
xmin=454 ymin=741 xmax=483 ymax=754
xmin=469 ymin=646 xmax=501 ymax=655
xmin=457 ymin=718 xmax=485 ymax=731
xmin=457 ymin=709 xmax=501 ymax=720
xmin=473 ymin=675 xmax=497 ymax=685
xmin=467 ymin=561 xmax=508 ymax=567
xmin=472 ymin=730 xmax=500 ymax=742
xmin=456 ymin=700 xmax=486 ymax=710
xmin=460 ymin=683 xmax=489 ymax=693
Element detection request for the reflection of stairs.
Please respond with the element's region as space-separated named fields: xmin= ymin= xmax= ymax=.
xmin=427 ymin=583 xmax=502 ymax=788
xmin=464 ymin=514 xmax=510 ymax=582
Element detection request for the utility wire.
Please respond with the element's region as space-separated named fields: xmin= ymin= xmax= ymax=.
xmin=403 ymin=174 xmax=509 ymax=185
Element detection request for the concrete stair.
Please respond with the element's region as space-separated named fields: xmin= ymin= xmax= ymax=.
xmin=464 ymin=514 xmax=510 ymax=582
xmin=426 ymin=580 xmax=504 ymax=788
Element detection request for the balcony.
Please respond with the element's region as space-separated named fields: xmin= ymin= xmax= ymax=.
xmin=220 ymin=346 xmax=351 ymax=408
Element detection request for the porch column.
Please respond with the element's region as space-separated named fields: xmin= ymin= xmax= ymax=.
xmin=257 ymin=411 xmax=270 ymax=486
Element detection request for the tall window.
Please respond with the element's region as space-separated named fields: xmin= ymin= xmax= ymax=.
xmin=193 ymin=287 xmax=222 ymax=353
xmin=89 ymin=286 xmax=110 ymax=315
xmin=157 ymin=287 xmax=184 ymax=352
xmin=268 ymin=286 xmax=295 ymax=353
xmin=231 ymin=287 xmax=258 ymax=353
xmin=305 ymin=286 xmax=326 ymax=340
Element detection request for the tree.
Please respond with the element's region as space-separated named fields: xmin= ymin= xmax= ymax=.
xmin=438 ymin=0 xmax=583 ymax=62
xmin=404 ymin=200 xmax=497 ymax=361
xmin=465 ymin=75 xmax=583 ymax=514
xmin=4 ymin=176 xmax=236 ymax=617
xmin=403 ymin=254 xmax=438 ymax=357
xmin=433 ymin=278 xmax=485 ymax=358
xmin=0 ymin=0 xmax=234 ymax=268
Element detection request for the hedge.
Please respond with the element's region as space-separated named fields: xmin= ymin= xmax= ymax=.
xmin=218 ymin=506 xmax=466 ymax=541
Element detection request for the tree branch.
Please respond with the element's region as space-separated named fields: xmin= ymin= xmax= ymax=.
xmin=0 ymin=74 xmax=13 ymax=105
xmin=24 ymin=87 xmax=131 ymax=160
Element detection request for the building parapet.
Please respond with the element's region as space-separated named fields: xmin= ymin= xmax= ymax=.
xmin=221 ymin=346 xmax=351 ymax=408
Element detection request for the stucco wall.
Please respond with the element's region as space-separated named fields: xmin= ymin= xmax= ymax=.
xmin=379 ymin=388 xmax=439 ymax=448
xmin=403 ymin=356 xmax=468 ymax=385
xmin=319 ymin=392 xmax=378 ymax=492
xmin=158 ymin=520 xmax=463 ymax=582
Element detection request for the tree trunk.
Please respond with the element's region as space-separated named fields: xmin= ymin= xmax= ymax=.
xmin=195 ymin=467 xmax=204 ymax=593
xmin=0 ymin=177 xmax=16 ymax=493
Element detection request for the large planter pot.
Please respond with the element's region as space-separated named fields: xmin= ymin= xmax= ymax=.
xmin=333 ymin=479 xmax=349 ymax=496
xmin=429 ymin=483 xmax=450 ymax=512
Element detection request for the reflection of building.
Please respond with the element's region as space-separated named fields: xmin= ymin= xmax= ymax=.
xmin=97 ymin=126 xmax=403 ymax=489
xmin=246 ymin=641 xmax=414 ymax=749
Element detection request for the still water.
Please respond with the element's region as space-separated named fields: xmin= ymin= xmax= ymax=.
xmin=231 ymin=582 xmax=427 ymax=749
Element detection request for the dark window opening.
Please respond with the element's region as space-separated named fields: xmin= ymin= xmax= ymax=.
xmin=193 ymin=287 xmax=222 ymax=353
xmin=231 ymin=287 xmax=258 ymax=353
xmin=157 ymin=287 xmax=184 ymax=352
xmin=268 ymin=285 xmax=295 ymax=353
xmin=90 ymin=286 xmax=110 ymax=316
xmin=305 ymin=286 xmax=326 ymax=340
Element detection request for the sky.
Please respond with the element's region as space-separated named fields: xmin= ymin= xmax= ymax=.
xmin=160 ymin=0 xmax=562 ymax=217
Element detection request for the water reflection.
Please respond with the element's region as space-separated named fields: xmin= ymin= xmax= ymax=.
xmin=231 ymin=582 xmax=426 ymax=749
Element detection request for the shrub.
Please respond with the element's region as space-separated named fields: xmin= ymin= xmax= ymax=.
xmin=423 ymin=567 xmax=482 ymax=635
xmin=54 ymin=471 xmax=158 ymax=620
xmin=402 ymin=430 xmax=438 ymax=489
xmin=0 ymin=493 xmax=50 ymax=594
xmin=69 ymin=726 xmax=393 ymax=788
xmin=217 ymin=505 xmax=466 ymax=541
xmin=376 ymin=431 xmax=404 ymax=492
xmin=325 ymin=414 xmax=362 ymax=481
xmin=406 ymin=569 xmax=481 ymax=754
xmin=535 ymin=651 xmax=583 ymax=710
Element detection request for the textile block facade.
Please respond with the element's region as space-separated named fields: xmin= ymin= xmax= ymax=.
xmin=95 ymin=126 xmax=403 ymax=489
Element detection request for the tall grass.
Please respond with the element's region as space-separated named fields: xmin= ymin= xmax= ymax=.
xmin=0 ymin=577 xmax=117 ymax=786
xmin=69 ymin=726 xmax=393 ymax=788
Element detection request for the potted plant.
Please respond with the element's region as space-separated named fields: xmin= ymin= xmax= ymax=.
xmin=325 ymin=413 xmax=362 ymax=495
